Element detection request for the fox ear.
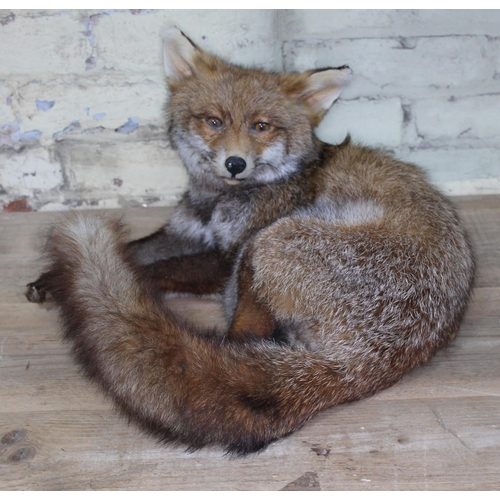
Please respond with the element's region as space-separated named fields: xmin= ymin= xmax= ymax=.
xmin=162 ymin=26 xmax=199 ymax=81
xmin=300 ymin=66 xmax=353 ymax=117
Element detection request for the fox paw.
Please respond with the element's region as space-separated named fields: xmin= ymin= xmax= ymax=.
xmin=26 ymin=273 xmax=53 ymax=303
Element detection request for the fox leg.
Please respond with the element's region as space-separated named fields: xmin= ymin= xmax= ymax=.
xmin=125 ymin=192 xmax=216 ymax=265
xmin=144 ymin=251 xmax=234 ymax=295
xmin=27 ymin=196 xmax=216 ymax=303
xmin=227 ymin=246 xmax=277 ymax=342
xmin=26 ymin=270 xmax=56 ymax=303
xmin=27 ymin=252 xmax=233 ymax=303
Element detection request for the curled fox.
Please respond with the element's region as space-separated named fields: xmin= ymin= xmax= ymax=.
xmin=27 ymin=27 xmax=475 ymax=454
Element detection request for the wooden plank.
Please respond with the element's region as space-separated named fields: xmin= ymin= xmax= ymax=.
xmin=1 ymin=197 xmax=500 ymax=490
xmin=459 ymin=208 xmax=500 ymax=288
xmin=1 ymin=396 xmax=499 ymax=490
xmin=451 ymin=194 xmax=500 ymax=211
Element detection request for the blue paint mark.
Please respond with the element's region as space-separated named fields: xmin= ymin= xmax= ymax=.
xmin=1 ymin=119 xmax=21 ymax=142
xmin=115 ymin=117 xmax=139 ymax=134
xmin=83 ymin=107 xmax=90 ymax=116
xmin=0 ymin=117 xmax=35 ymax=146
xmin=0 ymin=120 xmax=18 ymax=133
xmin=36 ymin=100 xmax=56 ymax=111
xmin=93 ymin=112 xmax=106 ymax=121
xmin=20 ymin=130 xmax=42 ymax=141
xmin=53 ymin=121 xmax=80 ymax=140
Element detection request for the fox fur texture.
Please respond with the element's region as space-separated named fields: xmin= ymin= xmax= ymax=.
xmin=27 ymin=27 xmax=475 ymax=455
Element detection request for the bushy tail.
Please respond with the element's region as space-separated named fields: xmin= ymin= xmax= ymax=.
xmin=40 ymin=212 xmax=356 ymax=454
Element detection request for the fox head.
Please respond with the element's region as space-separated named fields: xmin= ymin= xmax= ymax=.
xmin=163 ymin=27 xmax=352 ymax=189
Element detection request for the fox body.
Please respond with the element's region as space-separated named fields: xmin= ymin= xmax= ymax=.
xmin=27 ymin=28 xmax=475 ymax=454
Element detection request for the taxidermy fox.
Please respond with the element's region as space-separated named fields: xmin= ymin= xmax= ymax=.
xmin=27 ymin=27 xmax=475 ymax=454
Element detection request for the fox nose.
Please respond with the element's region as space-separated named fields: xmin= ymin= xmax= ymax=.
xmin=225 ymin=156 xmax=246 ymax=177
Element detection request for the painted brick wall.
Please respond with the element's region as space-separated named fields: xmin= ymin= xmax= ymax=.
xmin=1 ymin=9 xmax=499 ymax=212
xmin=282 ymin=10 xmax=500 ymax=196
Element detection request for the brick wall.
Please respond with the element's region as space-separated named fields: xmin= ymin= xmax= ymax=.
xmin=1 ymin=9 xmax=499 ymax=211
xmin=282 ymin=10 xmax=500 ymax=196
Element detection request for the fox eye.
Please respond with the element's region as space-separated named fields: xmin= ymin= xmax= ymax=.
xmin=205 ymin=117 xmax=223 ymax=130
xmin=252 ymin=122 xmax=272 ymax=133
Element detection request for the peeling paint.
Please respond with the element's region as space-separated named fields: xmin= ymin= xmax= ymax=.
xmin=92 ymin=112 xmax=106 ymax=121
xmin=53 ymin=121 xmax=80 ymax=140
xmin=0 ymin=123 xmax=42 ymax=147
xmin=0 ymin=12 xmax=15 ymax=26
xmin=115 ymin=117 xmax=138 ymax=134
xmin=36 ymin=100 xmax=56 ymax=111
xmin=2 ymin=102 xmax=46 ymax=147
xmin=0 ymin=119 xmax=23 ymax=150
xmin=20 ymin=130 xmax=42 ymax=142
xmin=82 ymin=12 xmax=111 ymax=47
xmin=82 ymin=17 xmax=96 ymax=47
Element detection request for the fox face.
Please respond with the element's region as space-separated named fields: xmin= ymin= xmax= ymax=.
xmin=163 ymin=27 xmax=352 ymax=188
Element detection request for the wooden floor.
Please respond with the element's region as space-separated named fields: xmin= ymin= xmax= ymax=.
xmin=1 ymin=195 xmax=499 ymax=490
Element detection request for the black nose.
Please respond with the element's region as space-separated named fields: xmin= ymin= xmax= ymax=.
xmin=225 ymin=156 xmax=246 ymax=177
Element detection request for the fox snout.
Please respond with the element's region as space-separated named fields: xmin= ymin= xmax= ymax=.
xmin=214 ymin=150 xmax=254 ymax=185
xmin=225 ymin=156 xmax=247 ymax=178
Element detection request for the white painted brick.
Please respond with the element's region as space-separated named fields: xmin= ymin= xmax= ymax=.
xmin=284 ymin=36 xmax=495 ymax=99
xmin=0 ymin=83 xmax=16 ymax=126
xmin=2 ymin=9 xmax=499 ymax=207
xmin=0 ymin=12 xmax=91 ymax=76
xmin=490 ymin=37 xmax=500 ymax=80
xmin=166 ymin=10 xmax=281 ymax=69
xmin=0 ymin=84 xmax=19 ymax=152
xmin=86 ymin=11 xmax=164 ymax=77
xmin=11 ymin=74 xmax=166 ymax=144
xmin=436 ymin=178 xmax=500 ymax=196
xmin=38 ymin=201 xmax=71 ymax=212
xmin=56 ymin=137 xmax=187 ymax=205
xmin=316 ymin=98 xmax=403 ymax=148
xmin=283 ymin=10 xmax=402 ymax=39
xmin=412 ymin=95 xmax=500 ymax=145
xmin=0 ymin=147 xmax=63 ymax=198
xmin=92 ymin=10 xmax=281 ymax=72
xmin=282 ymin=10 xmax=500 ymax=39
xmin=401 ymin=147 xmax=500 ymax=186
